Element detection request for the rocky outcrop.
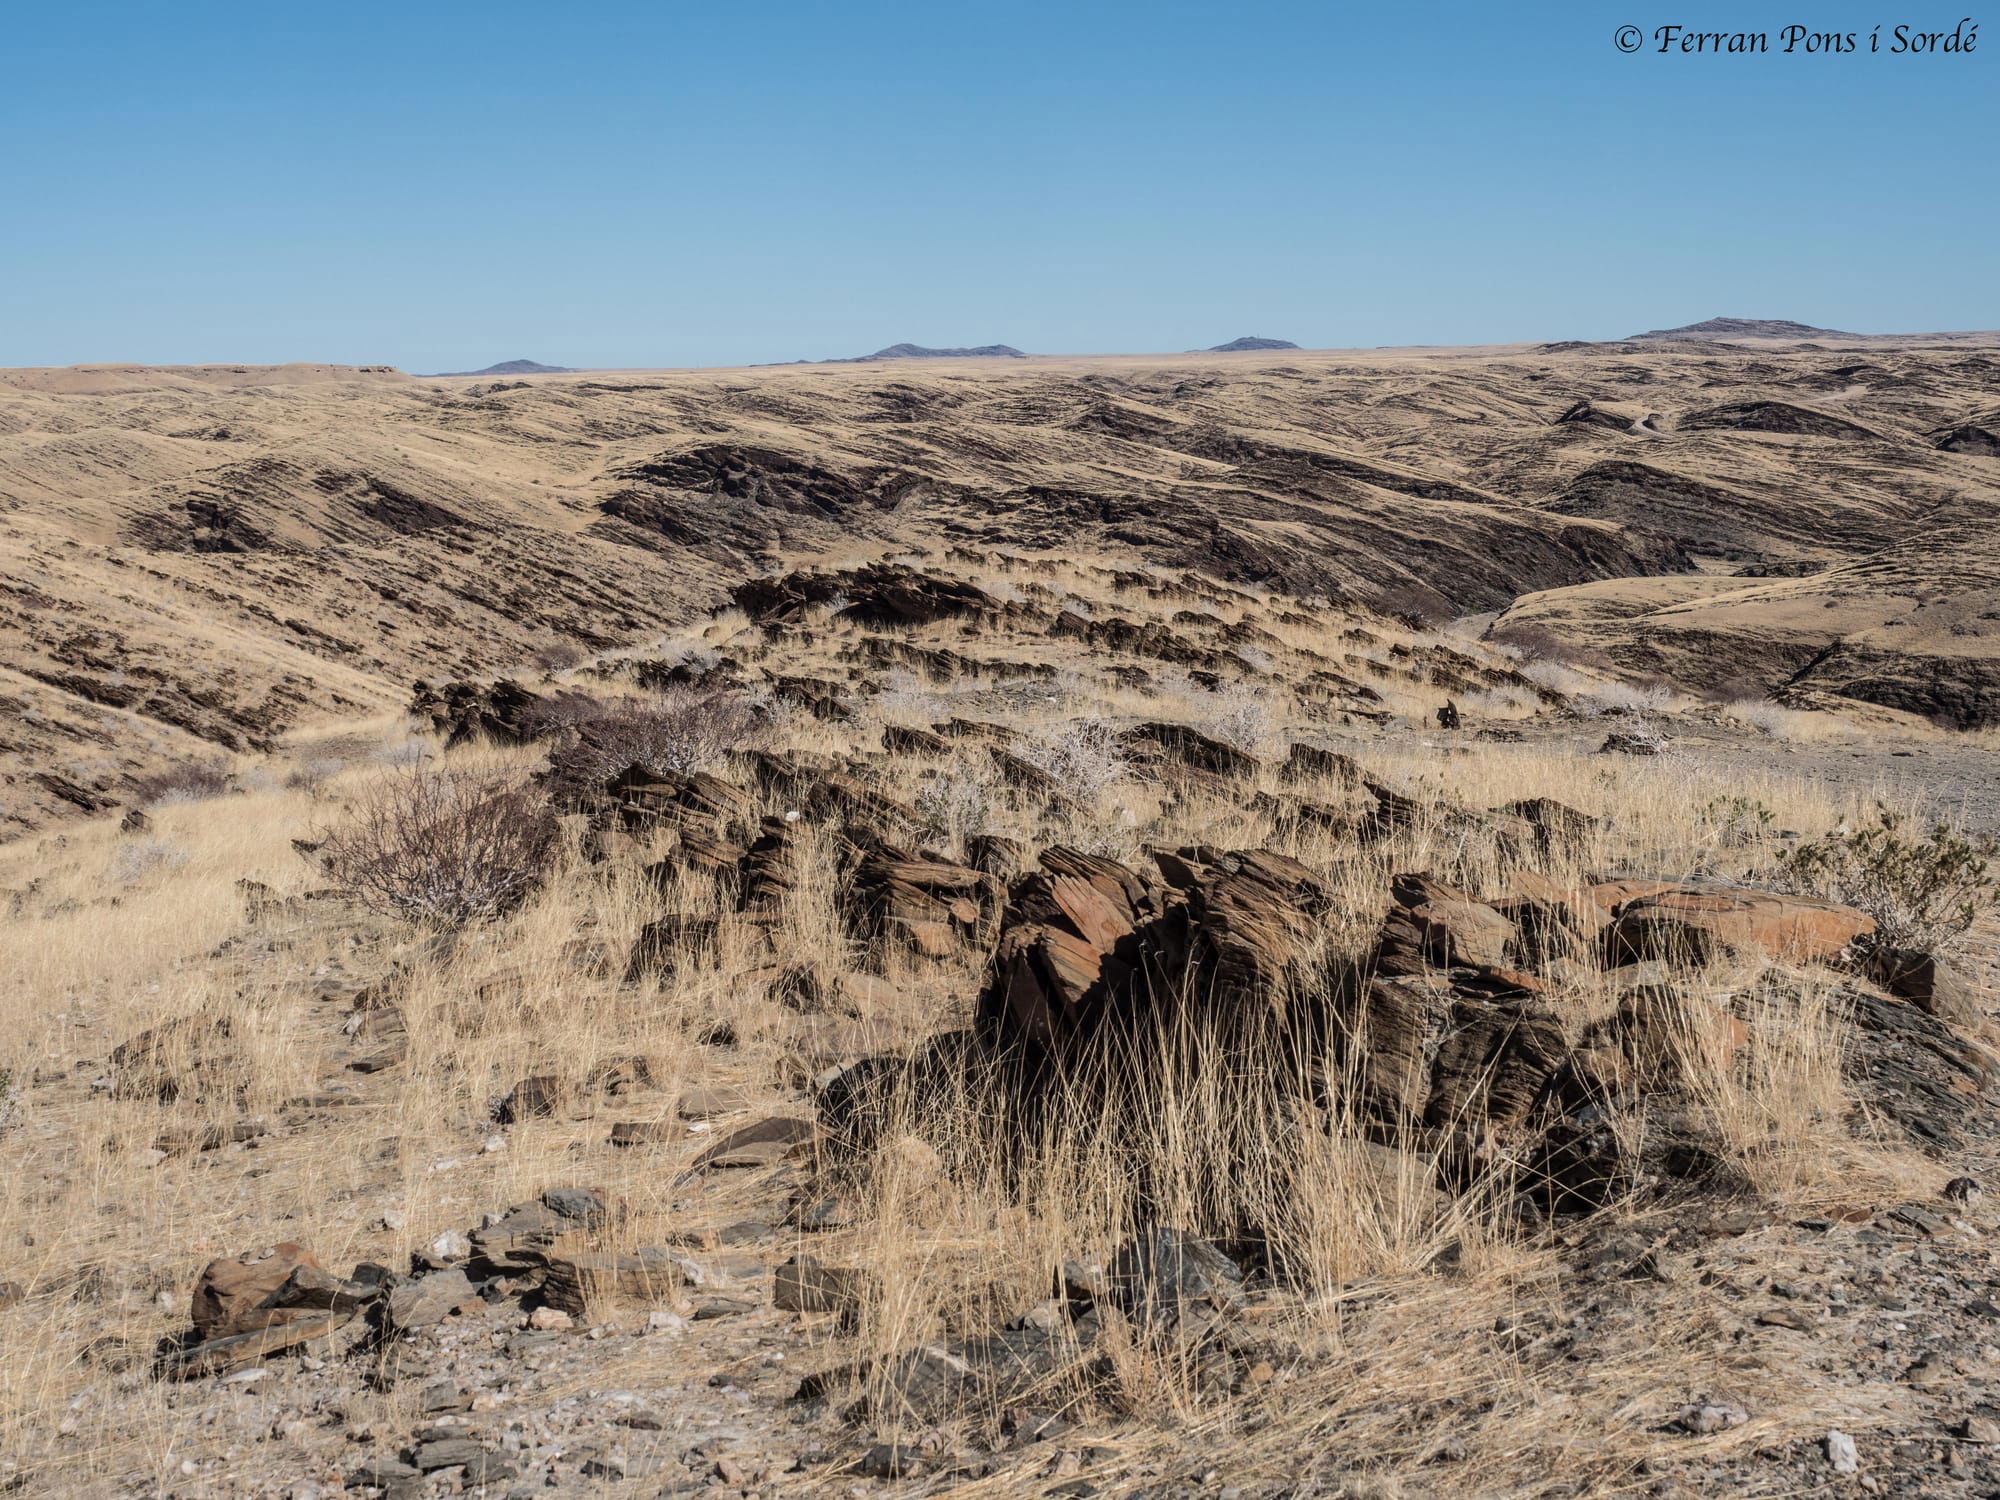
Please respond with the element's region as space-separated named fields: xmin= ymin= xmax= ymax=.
xmin=1552 ymin=400 xmax=1634 ymax=433
xmin=733 ymin=564 xmax=1010 ymax=629
xmin=844 ymin=849 xmax=1002 ymax=961
xmin=1681 ymin=401 xmax=1883 ymax=442
xmin=1934 ymin=423 xmax=2000 ymax=457
xmin=408 ymin=679 xmax=549 ymax=747
xmin=1603 ymin=885 xmax=1873 ymax=966
xmin=1123 ymin=721 xmax=1260 ymax=779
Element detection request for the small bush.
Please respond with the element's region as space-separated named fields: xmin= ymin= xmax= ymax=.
xmin=1193 ymin=684 xmax=1276 ymax=755
xmin=529 ymin=641 xmax=587 ymax=674
xmin=1016 ymin=719 xmax=1129 ymax=807
xmin=538 ymin=687 xmax=761 ymax=806
xmin=513 ymin=688 xmax=612 ymax=739
xmin=1486 ymin=623 xmax=1563 ymax=662
xmin=1780 ymin=808 xmax=1997 ymax=954
xmin=319 ymin=768 xmax=560 ymax=927
xmin=130 ymin=759 xmax=233 ymax=807
xmin=1580 ymin=680 xmax=1676 ymax=715
xmin=109 ymin=838 xmax=191 ymax=884
xmin=1702 ymin=794 xmax=1776 ymax=851
xmin=913 ymin=767 xmax=995 ymax=853
xmin=874 ymin=669 xmax=948 ymax=725
xmin=283 ymin=757 xmax=344 ymax=798
xmin=1374 ymin=582 xmax=1453 ymax=631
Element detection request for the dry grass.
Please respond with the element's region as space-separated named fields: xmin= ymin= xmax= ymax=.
xmin=0 ymin=549 xmax=1971 ymax=1497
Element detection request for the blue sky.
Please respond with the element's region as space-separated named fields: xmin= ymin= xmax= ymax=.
xmin=1 ymin=1 xmax=1992 ymax=369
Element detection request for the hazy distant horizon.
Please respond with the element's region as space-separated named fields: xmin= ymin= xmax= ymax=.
xmin=4 ymin=0 xmax=1995 ymax=372
xmin=20 ymin=314 xmax=2000 ymax=376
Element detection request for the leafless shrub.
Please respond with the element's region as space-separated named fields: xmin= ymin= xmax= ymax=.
xmin=1016 ymin=719 xmax=1129 ymax=807
xmin=1727 ymin=700 xmax=1799 ymax=737
xmin=1373 ymin=582 xmax=1453 ymax=631
xmin=1520 ymin=658 xmax=1592 ymax=695
xmin=283 ymin=757 xmax=344 ymax=799
xmin=1580 ymin=680 xmax=1677 ymax=716
xmin=129 ymin=759 xmax=233 ymax=807
xmin=1192 ymin=684 xmax=1276 ymax=754
xmin=318 ymin=768 xmax=560 ymax=927
xmin=664 ymin=642 xmax=724 ymax=675
xmin=913 ymin=766 xmax=995 ymax=853
xmin=513 ymin=688 xmax=612 ymax=739
xmin=875 ymin=669 xmax=947 ymax=725
xmin=529 ymin=640 xmax=586 ymax=674
xmin=1486 ymin=622 xmax=1606 ymax=669
xmin=108 ymin=838 xmax=191 ymax=884
xmin=539 ymin=687 xmax=761 ymax=806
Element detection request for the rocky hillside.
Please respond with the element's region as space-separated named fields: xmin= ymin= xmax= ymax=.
xmin=2 ymin=547 xmax=1995 ymax=1497
xmin=4 ymin=339 xmax=1999 ymax=832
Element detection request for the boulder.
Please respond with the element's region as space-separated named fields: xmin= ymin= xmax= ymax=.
xmin=1496 ymin=798 xmax=1599 ymax=860
xmin=1124 ymin=721 xmax=1260 ymax=779
xmin=882 ymin=724 xmax=952 ymax=757
xmin=1589 ymin=877 xmax=1681 ymax=913
xmin=1861 ymin=946 xmax=1980 ymax=1026
xmin=110 ymin=1014 xmax=237 ymax=1103
xmin=734 ymin=564 xmax=1006 ymax=630
xmin=976 ymin=844 xmax=1330 ymax=1064
xmin=844 ymin=851 xmax=999 ymax=960
xmin=1603 ymin=886 xmax=1873 ymax=966
xmin=382 ymin=1268 xmax=480 ymax=1334
xmin=626 ymin=911 xmax=779 ymax=979
xmin=645 ymin=830 xmax=746 ymax=893
xmin=408 ymin=678 xmax=548 ymax=748
xmin=1490 ymin=870 xmax=1606 ymax=967
xmin=774 ymin=1255 xmax=877 ymax=1314
xmin=1386 ymin=872 xmax=1519 ymax=973
xmin=1339 ymin=977 xmax=1453 ymax=1125
xmin=170 ymin=1308 xmax=355 ymax=1379
xmin=608 ymin=764 xmax=755 ymax=834
xmin=967 ymin=833 xmax=1029 ymax=882
xmin=469 ymin=1189 xmax=611 ymax=1272
xmin=1599 ymin=728 xmax=1666 ymax=756
xmin=691 ymin=1116 xmax=816 ymax=1171
xmin=1107 ymin=1227 xmax=1246 ymax=1329
xmin=191 ymin=1243 xmax=323 ymax=1340
xmin=739 ymin=816 xmax=801 ymax=910
xmin=497 ymin=1075 xmax=564 ymax=1124
xmin=1423 ymin=1000 xmax=1572 ymax=1129
xmin=540 ymin=1248 xmax=685 ymax=1317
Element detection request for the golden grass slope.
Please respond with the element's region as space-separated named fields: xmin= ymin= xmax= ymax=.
xmin=4 ymin=338 xmax=1999 ymax=832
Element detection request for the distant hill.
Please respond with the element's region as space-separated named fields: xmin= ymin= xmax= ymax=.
xmin=431 ymin=359 xmax=575 ymax=377
xmin=854 ymin=343 xmax=1026 ymax=361
xmin=1627 ymin=317 xmax=1855 ymax=343
xmin=1202 ymin=336 xmax=1301 ymax=352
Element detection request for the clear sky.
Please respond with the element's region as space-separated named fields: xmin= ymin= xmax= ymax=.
xmin=2 ymin=1 xmax=1992 ymax=369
